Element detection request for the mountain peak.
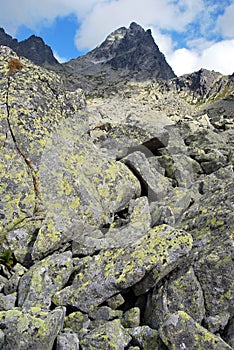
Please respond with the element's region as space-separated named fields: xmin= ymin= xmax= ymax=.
xmin=129 ymin=21 xmax=145 ymax=32
xmin=0 ymin=28 xmax=58 ymax=67
xmin=85 ymin=22 xmax=176 ymax=81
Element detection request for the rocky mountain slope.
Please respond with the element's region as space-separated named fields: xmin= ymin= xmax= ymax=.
xmin=0 ymin=21 xmax=234 ymax=350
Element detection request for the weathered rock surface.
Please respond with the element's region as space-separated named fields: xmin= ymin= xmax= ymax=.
xmin=159 ymin=311 xmax=233 ymax=350
xmin=0 ymin=307 xmax=65 ymax=350
xmin=0 ymin=23 xmax=234 ymax=350
xmin=53 ymin=225 xmax=192 ymax=312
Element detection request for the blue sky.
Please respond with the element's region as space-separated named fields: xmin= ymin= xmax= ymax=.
xmin=1 ymin=0 xmax=234 ymax=75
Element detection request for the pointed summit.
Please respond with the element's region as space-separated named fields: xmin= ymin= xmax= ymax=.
xmin=65 ymin=22 xmax=176 ymax=82
xmin=15 ymin=35 xmax=59 ymax=66
xmin=0 ymin=28 xmax=59 ymax=67
xmin=90 ymin=22 xmax=176 ymax=80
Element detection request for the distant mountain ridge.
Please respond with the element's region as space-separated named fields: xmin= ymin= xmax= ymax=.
xmin=1 ymin=23 xmax=233 ymax=104
xmin=0 ymin=28 xmax=59 ymax=66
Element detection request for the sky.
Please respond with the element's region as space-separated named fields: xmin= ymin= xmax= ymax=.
xmin=1 ymin=0 xmax=234 ymax=76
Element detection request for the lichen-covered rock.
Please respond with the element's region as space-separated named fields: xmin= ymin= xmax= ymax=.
xmin=56 ymin=331 xmax=80 ymax=350
xmin=53 ymin=225 xmax=192 ymax=312
xmin=18 ymin=251 xmax=73 ymax=309
xmin=121 ymin=151 xmax=171 ymax=202
xmin=7 ymin=224 xmax=40 ymax=264
xmin=205 ymin=312 xmax=230 ymax=333
xmin=159 ymin=311 xmax=233 ymax=350
xmin=64 ymin=311 xmax=90 ymax=339
xmin=224 ymin=317 xmax=234 ymax=348
xmin=107 ymin=293 xmax=125 ymax=309
xmin=90 ymin=306 xmax=123 ymax=322
xmin=0 ymin=137 xmax=35 ymax=242
xmin=121 ymin=307 xmax=141 ymax=328
xmin=0 ymin=292 xmax=16 ymax=310
xmin=31 ymin=117 xmax=141 ymax=259
xmin=150 ymin=187 xmax=192 ymax=227
xmin=179 ymin=181 xmax=234 ymax=331
xmin=3 ymin=263 xmax=28 ymax=295
xmin=0 ymin=275 xmax=8 ymax=292
xmin=79 ymin=319 xmax=131 ymax=350
xmin=150 ymin=204 xmax=175 ymax=226
xmin=0 ymin=47 xmax=86 ymax=254
xmin=0 ymin=306 xmax=65 ymax=350
xmin=144 ymin=267 xmax=205 ymax=329
xmin=158 ymin=153 xmax=200 ymax=188
xmin=194 ymin=239 xmax=234 ymax=330
xmin=90 ymin=122 xmax=169 ymax=159
xmin=72 ymin=196 xmax=151 ymax=255
xmin=128 ymin=326 xmax=159 ymax=350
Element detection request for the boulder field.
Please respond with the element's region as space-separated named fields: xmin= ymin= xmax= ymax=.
xmin=0 ymin=46 xmax=233 ymax=349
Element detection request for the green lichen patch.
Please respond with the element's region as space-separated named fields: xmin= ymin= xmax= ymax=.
xmin=80 ymin=319 xmax=131 ymax=350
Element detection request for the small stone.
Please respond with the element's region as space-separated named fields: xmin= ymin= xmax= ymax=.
xmin=56 ymin=331 xmax=80 ymax=350
xmin=122 ymin=307 xmax=141 ymax=328
xmin=80 ymin=319 xmax=131 ymax=350
xmin=0 ymin=293 xmax=16 ymax=310
xmin=107 ymin=293 xmax=125 ymax=309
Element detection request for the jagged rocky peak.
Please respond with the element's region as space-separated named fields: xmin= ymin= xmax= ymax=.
xmin=0 ymin=27 xmax=18 ymax=48
xmin=0 ymin=28 xmax=59 ymax=67
xmin=15 ymin=34 xmax=59 ymax=66
xmin=91 ymin=22 xmax=176 ymax=80
xmin=172 ymin=67 xmax=233 ymax=102
xmin=65 ymin=22 xmax=176 ymax=82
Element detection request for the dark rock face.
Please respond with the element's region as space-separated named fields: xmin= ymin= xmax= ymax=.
xmin=0 ymin=28 xmax=59 ymax=66
xmin=15 ymin=35 xmax=59 ymax=66
xmin=173 ymin=68 xmax=230 ymax=101
xmin=0 ymin=28 xmax=18 ymax=48
xmin=90 ymin=22 xmax=176 ymax=80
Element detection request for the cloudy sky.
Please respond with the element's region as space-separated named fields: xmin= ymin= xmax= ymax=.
xmin=1 ymin=0 xmax=234 ymax=76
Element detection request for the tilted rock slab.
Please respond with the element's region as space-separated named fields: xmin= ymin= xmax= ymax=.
xmin=159 ymin=311 xmax=233 ymax=350
xmin=18 ymin=251 xmax=73 ymax=309
xmin=53 ymin=224 xmax=193 ymax=313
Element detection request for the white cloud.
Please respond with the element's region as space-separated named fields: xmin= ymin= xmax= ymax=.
xmin=74 ymin=0 xmax=205 ymax=50
xmin=0 ymin=0 xmax=105 ymax=35
xmin=54 ymin=51 xmax=68 ymax=63
xmin=168 ymin=48 xmax=199 ymax=76
xmin=217 ymin=3 xmax=234 ymax=38
xmin=168 ymin=39 xmax=234 ymax=76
